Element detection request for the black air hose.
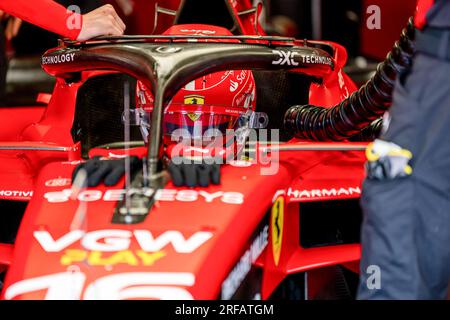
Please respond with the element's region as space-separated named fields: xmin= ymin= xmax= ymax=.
xmin=284 ymin=18 xmax=415 ymax=141
xmin=348 ymin=118 xmax=383 ymax=142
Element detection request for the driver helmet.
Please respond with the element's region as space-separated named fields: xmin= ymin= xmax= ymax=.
xmin=136 ymin=24 xmax=257 ymax=153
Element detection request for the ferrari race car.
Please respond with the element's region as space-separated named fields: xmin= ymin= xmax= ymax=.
xmin=0 ymin=0 xmax=413 ymax=300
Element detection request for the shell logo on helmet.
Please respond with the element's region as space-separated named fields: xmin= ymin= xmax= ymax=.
xmin=230 ymin=80 xmax=239 ymax=92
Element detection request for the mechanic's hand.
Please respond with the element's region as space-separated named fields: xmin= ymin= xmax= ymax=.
xmin=77 ymin=4 xmax=126 ymax=41
xmin=168 ymin=157 xmax=221 ymax=188
xmin=72 ymin=156 xmax=142 ymax=187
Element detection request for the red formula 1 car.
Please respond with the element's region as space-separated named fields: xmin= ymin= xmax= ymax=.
xmin=0 ymin=0 xmax=377 ymax=300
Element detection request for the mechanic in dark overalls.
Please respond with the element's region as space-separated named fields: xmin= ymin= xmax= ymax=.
xmin=358 ymin=0 xmax=450 ymax=299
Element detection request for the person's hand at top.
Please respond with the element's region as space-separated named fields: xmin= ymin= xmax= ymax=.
xmin=0 ymin=1 xmax=127 ymax=41
xmin=76 ymin=4 xmax=126 ymax=41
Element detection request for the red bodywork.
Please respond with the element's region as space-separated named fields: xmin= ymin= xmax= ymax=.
xmin=0 ymin=3 xmax=365 ymax=300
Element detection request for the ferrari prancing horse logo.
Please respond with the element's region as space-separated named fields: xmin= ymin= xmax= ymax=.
xmin=184 ymin=95 xmax=205 ymax=121
xmin=187 ymin=113 xmax=202 ymax=121
xmin=271 ymin=196 xmax=284 ymax=266
xmin=184 ymin=95 xmax=205 ymax=105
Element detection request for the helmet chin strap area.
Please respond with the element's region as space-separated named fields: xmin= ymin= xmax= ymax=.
xmin=163 ymin=110 xmax=268 ymax=162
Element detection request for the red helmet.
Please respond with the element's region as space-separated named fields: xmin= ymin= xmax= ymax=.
xmin=136 ymin=24 xmax=257 ymax=150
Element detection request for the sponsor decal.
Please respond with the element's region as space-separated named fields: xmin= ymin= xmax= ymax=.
xmin=0 ymin=190 xmax=33 ymax=198
xmin=187 ymin=113 xmax=202 ymax=121
xmin=272 ymin=50 xmax=299 ymax=66
xmin=60 ymin=249 xmax=166 ymax=267
xmin=45 ymin=178 xmax=72 ymax=187
xmin=44 ymin=188 xmax=244 ymax=205
xmin=34 ymin=229 xmax=213 ymax=254
xmin=243 ymin=90 xmax=255 ymax=109
xmin=5 ymin=272 xmax=195 ymax=300
xmin=42 ymin=53 xmax=76 ymax=65
xmin=234 ymin=81 xmax=255 ymax=107
xmin=301 ymin=55 xmax=333 ymax=67
xmin=229 ymin=70 xmax=248 ymax=92
xmin=228 ymin=160 xmax=253 ymax=167
xmin=221 ymin=224 xmax=269 ymax=300
xmin=230 ymin=80 xmax=239 ymax=92
xmin=184 ymin=95 xmax=205 ymax=105
xmin=236 ymin=70 xmax=248 ymax=83
xmin=271 ymin=196 xmax=284 ymax=266
xmin=154 ymin=46 xmax=182 ymax=54
xmin=179 ymin=29 xmax=216 ymax=35
xmin=287 ymin=186 xmax=361 ymax=201
xmin=137 ymin=80 xmax=154 ymax=105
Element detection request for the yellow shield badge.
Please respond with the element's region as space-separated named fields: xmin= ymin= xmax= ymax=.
xmin=271 ymin=196 xmax=284 ymax=266
xmin=184 ymin=95 xmax=204 ymax=122
xmin=187 ymin=113 xmax=201 ymax=121
xmin=184 ymin=95 xmax=205 ymax=105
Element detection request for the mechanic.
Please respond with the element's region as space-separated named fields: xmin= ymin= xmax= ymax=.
xmin=0 ymin=0 xmax=125 ymax=41
xmin=358 ymin=0 xmax=450 ymax=299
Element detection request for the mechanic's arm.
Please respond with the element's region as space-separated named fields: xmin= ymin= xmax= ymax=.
xmin=0 ymin=0 xmax=125 ymax=41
